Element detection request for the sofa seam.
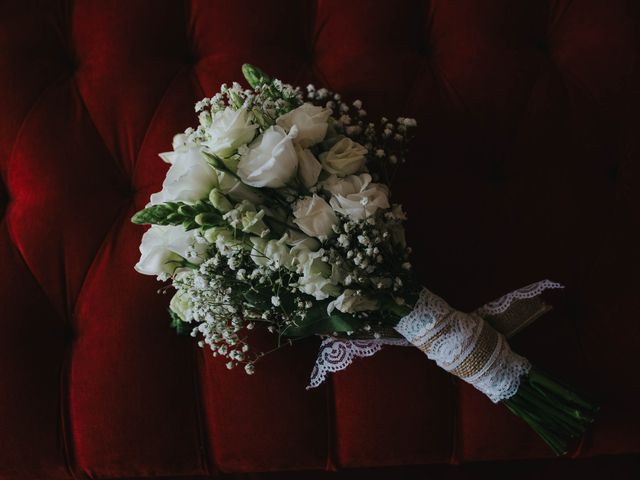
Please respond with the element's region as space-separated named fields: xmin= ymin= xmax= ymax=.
xmin=182 ymin=1 xmax=217 ymax=476
xmin=131 ymin=63 xmax=192 ymax=182
xmin=4 ymin=70 xmax=79 ymax=479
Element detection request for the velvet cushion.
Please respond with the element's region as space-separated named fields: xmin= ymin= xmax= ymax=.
xmin=1 ymin=0 xmax=638 ymax=478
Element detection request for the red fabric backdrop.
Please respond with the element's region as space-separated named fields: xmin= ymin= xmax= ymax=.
xmin=1 ymin=0 xmax=638 ymax=478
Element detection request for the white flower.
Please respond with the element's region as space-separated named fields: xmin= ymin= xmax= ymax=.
xmin=217 ymin=171 xmax=264 ymax=205
xmin=276 ymin=103 xmax=331 ymax=148
xmin=292 ymin=194 xmax=338 ymax=239
xmin=249 ymin=237 xmax=269 ymax=266
xmin=203 ymin=226 xmax=235 ymax=252
xmin=285 ymin=229 xmax=321 ymax=251
xmin=327 ymin=289 xmax=379 ymax=314
xmin=150 ymin=146 xmax=218 ymax=205
xmin=295 ymin=145 xmax=322 ymax=188
xmin=170 ymin=290 xmax=193 ymax=322
xmin=135 ymin=225 xmax=205 ymax=280
xmin=292 ymin=247 xmax=338 ymax=300
xmin=223 ymin=201 xmax=269 ymax=238
xmin=158 ymin=133 xmax=196 ymax=164
xmin=250 ymin=235 xmax=295 ymax=270
xmin=237 ymin=125 xmax=299 ymax=188
xmin=202 ymin=107 xmax=257 ymax=158
xmin=323 ymin=174 xmax=389 ymax=220
xmin=265 ymin=239 xmax=294 ymax=269
xmin=319 ymin=137 xmax=367 ymax=176
xmin=298 ymin=274 xmax=337 ymax=301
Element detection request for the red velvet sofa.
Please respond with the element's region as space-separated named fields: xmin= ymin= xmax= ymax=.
xmin=1 ymin=1 xmax=639 ymax=478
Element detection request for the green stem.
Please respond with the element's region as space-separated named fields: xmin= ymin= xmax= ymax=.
xmin=509 ymin=390 xmax=581 ymax=439
xmin=502 ymin=367 xmax=599 ymax=456
xmin=503 ymin=400 xmax=567 ymax=455
xmin=518 ymin=382 xmax=588 ymax=433
xmin=528 ymin=368 xmax=599 ymax=412
xmin=529 ymin=384 xmax=596 ymax=424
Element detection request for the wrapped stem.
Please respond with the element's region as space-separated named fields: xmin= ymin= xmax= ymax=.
xmin=394 ymin=287 xmax=598 ymax=455
xmin=503 ymin=367 xmax=598 ymax=455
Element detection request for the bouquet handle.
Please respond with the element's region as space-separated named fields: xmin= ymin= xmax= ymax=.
xmin=394 ymin=285 xmax=598 ymax=455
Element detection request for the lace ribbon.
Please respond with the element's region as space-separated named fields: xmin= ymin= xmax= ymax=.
xmin=308 ymin=280 xmax=563 ymax=402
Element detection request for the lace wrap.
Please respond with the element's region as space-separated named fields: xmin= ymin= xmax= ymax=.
xmin=307 ymin=280 xmax=563 ymax=400
xmin=394 ymin=289 xmax=530 ymax=402
xmin=307 ymin=337 xmax=408 ymax=389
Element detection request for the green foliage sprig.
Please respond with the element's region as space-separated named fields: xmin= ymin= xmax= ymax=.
xmin=132 ymin=200 xmax=222 ymax=231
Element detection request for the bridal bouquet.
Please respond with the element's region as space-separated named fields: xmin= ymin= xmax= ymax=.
xmin=132 ymin=64 xmax=597 ymax=455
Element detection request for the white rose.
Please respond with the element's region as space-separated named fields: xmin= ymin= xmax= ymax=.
xmin=237 ymin=126 xmax=299 ymax=188
xmin=202 ymin=107 xmax=257 ymax=158
xmin=135 ymin=225 xmax=205 ymax=280
xmin=150 ymin=146 xmax=218 ymax=205
xmin=319 ymin=137 xmax=367 ymax=176
xmin=327 ymin=289 xmax=379 ymax=314
xmin=292 ymin=194 xmax=338 ymax=239
xmin=276 ymin=103 xmax=331 ymax=148
xmin=298 ymin=274 xmax=338 ymax=301
xmin=290 ymin=246 xmax=326 ymax=275
xmin=295 ymin=145 xmax=322 ymax=188
xmin=323 ymin=173 xmax=389 ymax=220
xmin=285 ymin=229 xmax=321 ymax=251
xmin=170 ymin=290 xmax=193 ymax=322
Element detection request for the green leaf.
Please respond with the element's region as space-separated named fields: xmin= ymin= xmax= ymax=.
xmin=201 ymin=151 xmax=241 ymax=180
xmin=131 ymin=203 xmax=176 ymax=225
xmin=243 ymin=289 xmax=269 ymax=308
xmin=132 ymin=200 xmax=222 ymax=229
xmin=282 ymin=302 xmax=361 ymax=338
xmin=327 ymin=311 xmax=359 ymax=333
xmin=169 ymin=309 xmax=191 ymax=336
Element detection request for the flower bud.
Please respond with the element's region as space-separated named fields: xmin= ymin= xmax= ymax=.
xmin=194 ymin=213 xmax=218 ymax=226
xmin=242 ymin=63 xmax=271 ymax=88
xmin=177 ymin=204 xmax=196 ymax=217
xmin=209 ymin=188 xmax=233 ymax=213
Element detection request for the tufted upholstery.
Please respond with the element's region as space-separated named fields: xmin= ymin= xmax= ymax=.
xmin=1 ymin=0 xmax=639 ymax=478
